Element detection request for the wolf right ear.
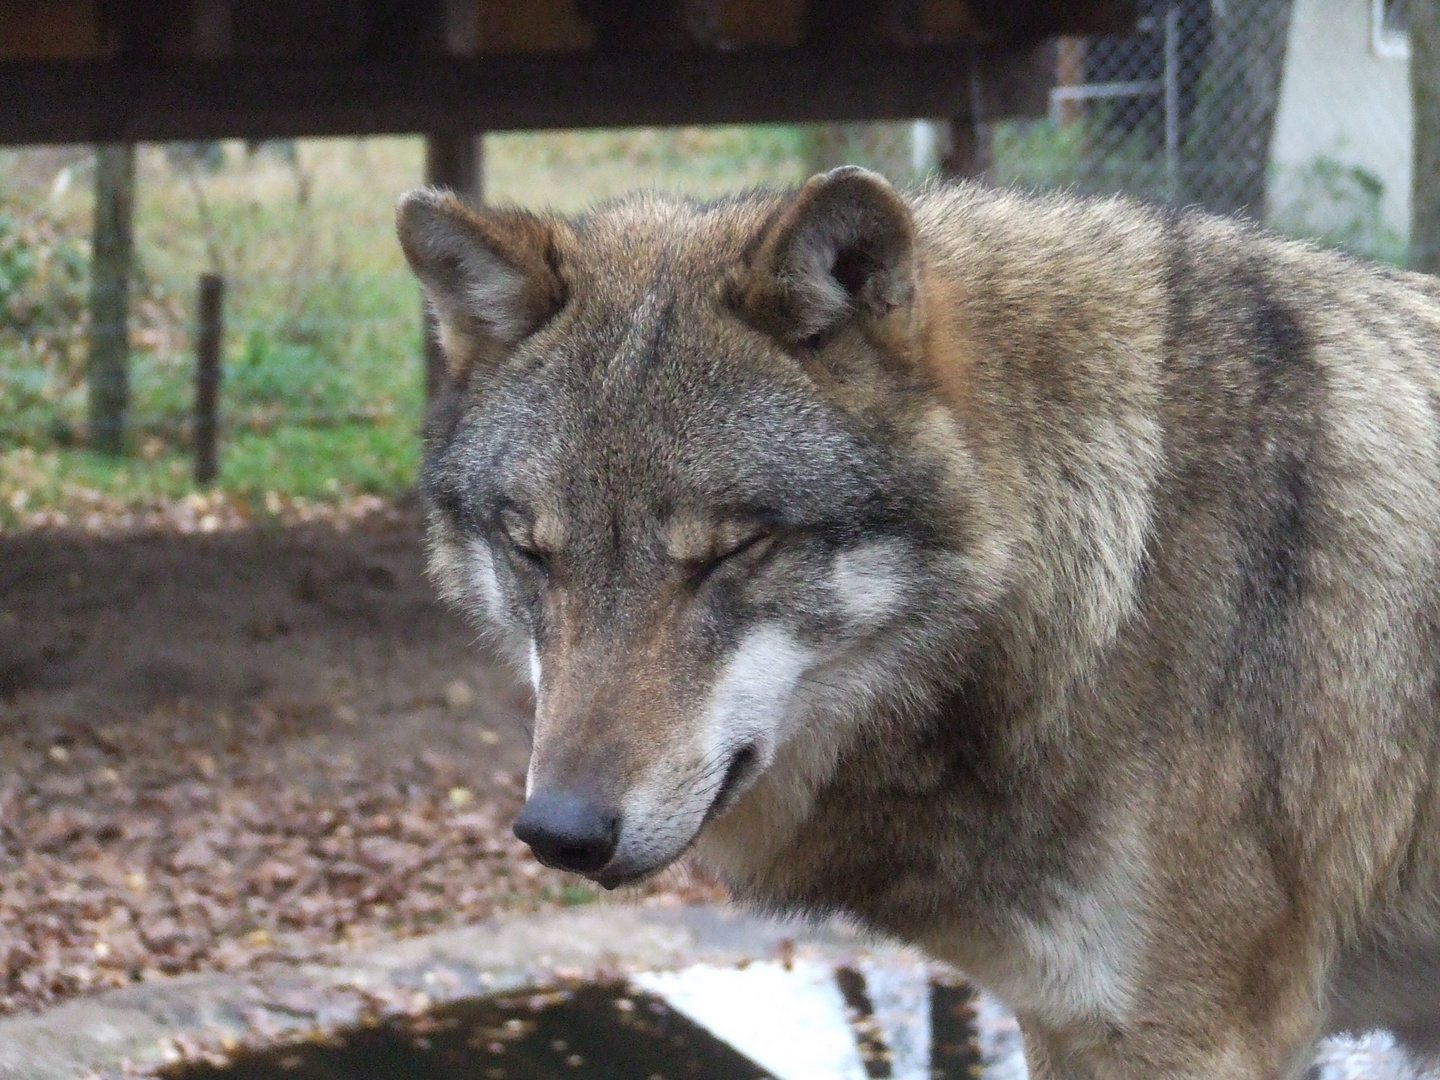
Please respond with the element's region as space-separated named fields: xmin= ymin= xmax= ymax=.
xmin=731 ymin=167 xmax=918 ymax=347
xmin=396 ymin=189 xmax=568 ymax=380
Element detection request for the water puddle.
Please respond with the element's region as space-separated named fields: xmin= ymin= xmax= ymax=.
xmin=161 ymin=963 xmax=986 ymax=1080
xmin=165 ymin=983 xmax=772 ymax=1080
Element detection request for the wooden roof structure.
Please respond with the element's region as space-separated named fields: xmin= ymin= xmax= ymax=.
xmin=0 ymin=1 xmax=1135 ymax=145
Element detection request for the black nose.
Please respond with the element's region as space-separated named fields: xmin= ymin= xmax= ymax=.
xmin=513 ymin=791 xmax=620 ymax=874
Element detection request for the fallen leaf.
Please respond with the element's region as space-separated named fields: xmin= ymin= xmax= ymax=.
xmin=443 ymin=680 xmax=475 ymax=709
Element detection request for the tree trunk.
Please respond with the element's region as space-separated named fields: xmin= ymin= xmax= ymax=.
xmin=1413 ymin=0 xmax=1440 ymax=272
xmin=88 ymin=142 xmax=135 ymax=455
xmin=1182 ymin=0 xmax=1294 ymax=218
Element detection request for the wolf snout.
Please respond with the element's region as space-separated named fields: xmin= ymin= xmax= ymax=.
xmin=513 ymin=790 xmax=620 ymax=874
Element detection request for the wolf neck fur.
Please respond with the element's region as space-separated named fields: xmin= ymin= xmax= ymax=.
xmin=698 ymin=217 xmax=1168 ymax=935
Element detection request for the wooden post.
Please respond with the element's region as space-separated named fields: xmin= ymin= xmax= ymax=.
xmin=88 ymin=143 xmax=135 ymax=455
xmin=1054 ymin=36 xmax=1087 ymax=126
xmin=1413 ymin=0 xmax=1440 ymax=273
xmin=420 ymin=0 xmax=484 ymax=403
xmin=940 ymin=48 xmax=991 ymax=181
xmin=941 ymin=116 xmax=991 ymax=179
xmin=194 ymin=272 xmax=224 ymax=485
xmin=420 ymin=0 xmax=485 ymax=403
xmin=422 ymin=134 xmax=483 ymax=401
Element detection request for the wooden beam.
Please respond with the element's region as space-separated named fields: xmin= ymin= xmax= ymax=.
xmin=228 ymin=0 xmax=369 ymax=58
xmin=580 ymin=0 xmax=696 ymax=49
xmin=0 ymin=42 xmax=1051 ymax=145
xmin=97 ymin=0 xmax=196 ymax=57
xmin=0 ymin=2 xmax=107 ymax=60
xmin=965 ymin=0 xmax=1136 ymax=41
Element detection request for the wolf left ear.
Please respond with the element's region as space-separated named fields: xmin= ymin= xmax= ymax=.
xmin=732 ymin=167 xmax=917 ymax=346
xmin=396 ymin=189 xmax=568 ymax=381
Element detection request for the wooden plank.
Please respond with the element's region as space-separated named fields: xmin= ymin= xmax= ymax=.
xmin=3 ymin=0 xmax=1134 ymax=61
xmin=923 ymin=0 xmax=1135 ymax=42
xmin=928 ymin=978 xmax=983 ymax=1079
xmin=0 ymin=42 xmax=1053 ymax=144
xmin=0 ymin=1 xmax=106 ymax=60
xmin=477 ymin=0 xmax=594 ymax=52
xmin=582 ymin=0 xmax=695 ymax=49
xmin=982 ymin=0 xmax=1136 ymax=40
xmin=97 ymin=0 xmax=200 ymax=57
xmin=698 ymin=0 xmax=805 ymax=47
xmin=230 ymin=0 xmax=368 ymax=58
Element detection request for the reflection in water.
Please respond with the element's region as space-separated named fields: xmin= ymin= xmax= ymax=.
xmin=165 ymin=983 xmax=777 ymax=1080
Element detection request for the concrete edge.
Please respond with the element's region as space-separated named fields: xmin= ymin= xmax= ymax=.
xmin=0 ymin=904 xmax=907 ymax=1080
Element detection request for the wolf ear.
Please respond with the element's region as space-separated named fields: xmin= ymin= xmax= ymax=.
xmin=732 ymin=167 xmax=917 ymax=346
xmin=396 ymin=188 xmax=568 ymax=380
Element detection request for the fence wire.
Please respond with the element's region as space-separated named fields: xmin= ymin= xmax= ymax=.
xmin=1035 ymin=0 xmax=1295 ymax=216
xmin=993 ymin=0 xmax=1406 ymax=266
xmin=0 ymin=277 xmax=423 ymax=448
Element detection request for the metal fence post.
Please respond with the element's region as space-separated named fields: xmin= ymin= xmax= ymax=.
xmin=194 ymin=272 xmax=225 ymax=486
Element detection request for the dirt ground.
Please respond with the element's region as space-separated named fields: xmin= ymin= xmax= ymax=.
xmin=0 ymin=499 xmax=714 ymax=1017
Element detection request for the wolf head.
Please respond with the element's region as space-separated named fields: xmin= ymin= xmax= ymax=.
xmin=398 ymin=169 xmax=1010 ymax=890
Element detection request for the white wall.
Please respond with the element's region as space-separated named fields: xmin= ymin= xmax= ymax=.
xmin=1269 ymin=0 xmax=1411 ymax=239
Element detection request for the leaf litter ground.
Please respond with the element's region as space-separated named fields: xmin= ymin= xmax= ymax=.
xmin=0 ymin=498 xmax=719 ymax=1017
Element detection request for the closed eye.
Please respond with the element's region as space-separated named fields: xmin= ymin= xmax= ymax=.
xmin=689 ymin=530 xmax=773 ymax=586
xmin=496 ymin=506 xmax=550 ymax=577
xmin=502 ymin=534 xmax=549 ymax=576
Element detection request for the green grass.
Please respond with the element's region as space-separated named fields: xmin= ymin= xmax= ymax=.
xmin=0 ymin=128 xmax=829 ymax=525
xmin=0 ymin=419 xmax=420 ymax=529
xmin=555 ymin=882 xmax=599 ymax=907
xmin=0 ymin=123 xmax=1414 ymax=528
xmin=484 ymin=124 xmax=814 ymax=210
xmin=219 ymin=420 xmax=421 ymax=499
xmin=1 ymin=139 xmax=429 ymax=519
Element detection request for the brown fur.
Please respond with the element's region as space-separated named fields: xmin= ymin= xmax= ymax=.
xmin=400 ymin=171 xmax=1440 ymax=1078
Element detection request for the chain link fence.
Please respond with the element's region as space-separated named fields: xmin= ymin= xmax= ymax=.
xmin=990 ymin=0 xmax=1410 ymax=263
xmin=746 ymin=2 xmax=1292 ymax=217
xmin=763 ymin=0 xmax=1409 ymax=263
xmin=1020 ymin=0 xmax=1293 ymax=215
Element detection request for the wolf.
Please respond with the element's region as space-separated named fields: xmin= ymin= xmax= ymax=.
xmin=398 ymin=168 xmax=1440 ymax=1079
